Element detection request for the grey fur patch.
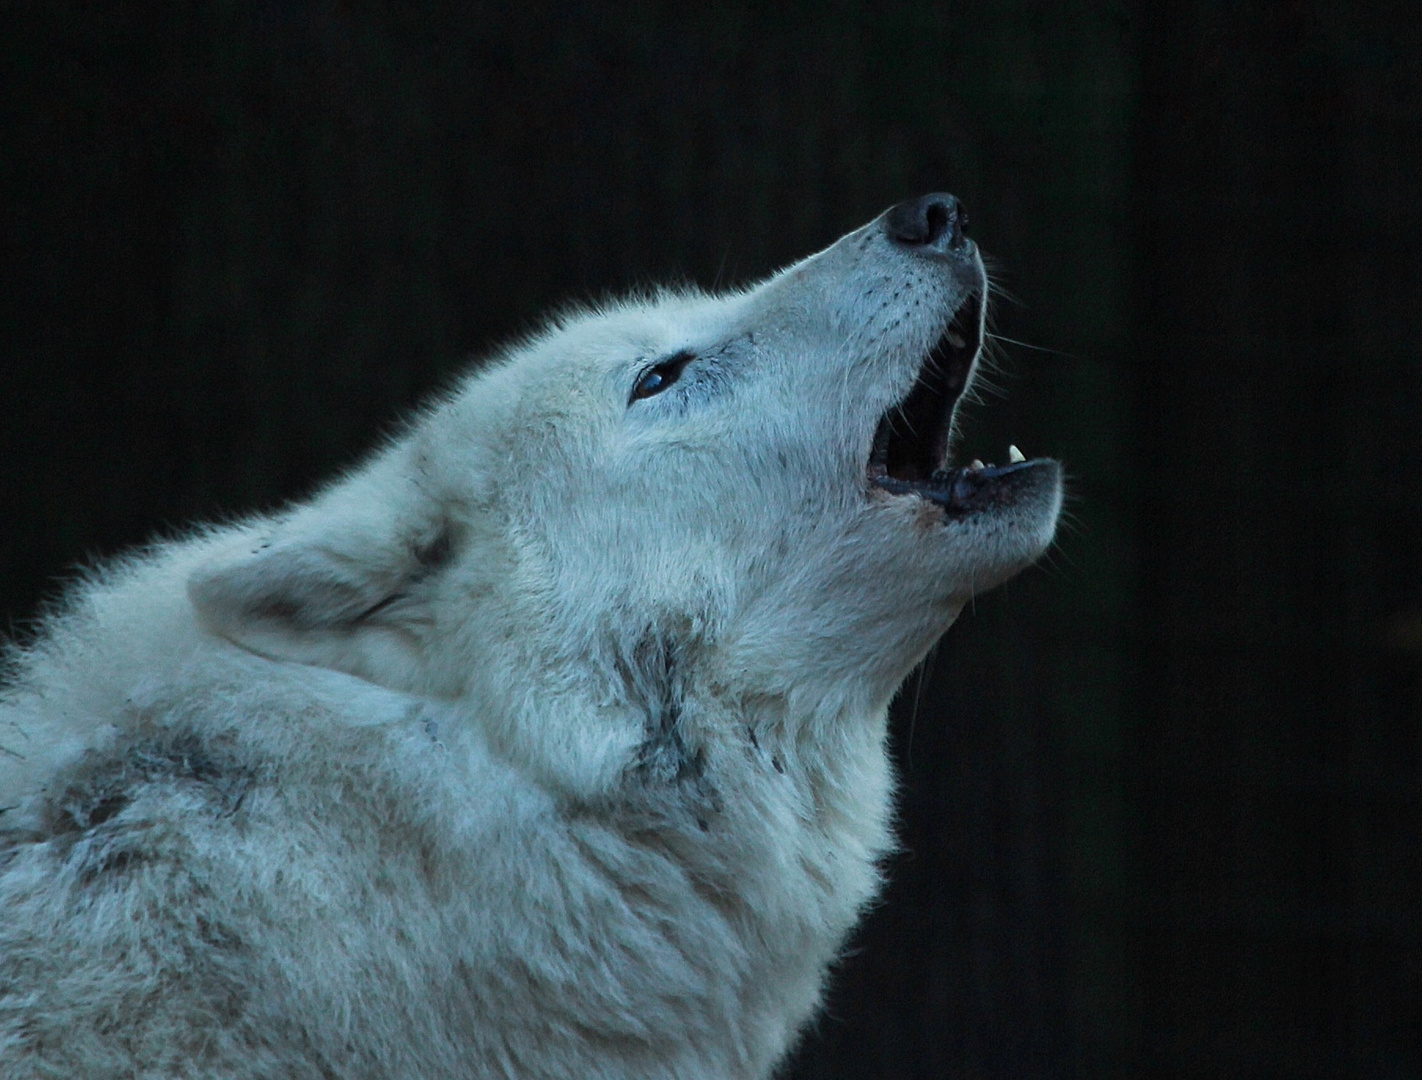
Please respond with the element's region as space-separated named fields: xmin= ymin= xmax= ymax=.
xmin=412 ymin=524 xmax=456 ymax=577
xmin=44 ymin=729 xmax=258 ymax=845
xmin=621 ymin=634 xmax=702 ymax=786
xmin=619 ymin=634 xmax=722 ymax=829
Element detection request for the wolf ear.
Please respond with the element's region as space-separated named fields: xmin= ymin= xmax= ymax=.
xmin=187 ymin=459 xmax=454 ymax=681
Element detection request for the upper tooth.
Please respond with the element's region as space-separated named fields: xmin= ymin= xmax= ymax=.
xmin=945 ymin=331 xmax=966 ymax=349
xmin=1008 ymin=445 xmax=1026 ymax=463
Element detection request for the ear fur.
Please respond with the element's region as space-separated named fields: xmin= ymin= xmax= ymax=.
xmin=187 ymin=451 xmax=454 ymax=683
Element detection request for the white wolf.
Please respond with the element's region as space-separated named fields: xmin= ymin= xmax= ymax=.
xmin=0 ymin=195 xmax=1061 ymax=1079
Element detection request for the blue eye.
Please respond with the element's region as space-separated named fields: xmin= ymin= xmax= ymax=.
xmin=630 ymin=352 xmax=694 ymax=403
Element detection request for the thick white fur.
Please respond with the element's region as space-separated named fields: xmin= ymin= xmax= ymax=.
xmin=0 ymin=208 xmax=1061 ymax=1078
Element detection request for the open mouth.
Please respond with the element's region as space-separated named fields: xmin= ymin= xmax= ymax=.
xmin=867 ymin=290 xmax=1039 ymax=513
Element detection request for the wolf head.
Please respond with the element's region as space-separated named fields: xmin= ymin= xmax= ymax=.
xmin=188 ymin=195 xmax=1062 ymax=796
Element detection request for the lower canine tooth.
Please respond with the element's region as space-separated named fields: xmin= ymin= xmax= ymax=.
xmin=969 ymin=459 xmax=985 ymax=470
xmin=1008 ymin=444 xmax=1026 ymax=463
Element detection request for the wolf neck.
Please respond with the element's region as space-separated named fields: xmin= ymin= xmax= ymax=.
xmin=742 ymin=691 xmax=899 ymax=883
xmin=621 ymin=686 xmax=898 ymax=934
xmin=460 ymin=618 xmax=901 ymax=937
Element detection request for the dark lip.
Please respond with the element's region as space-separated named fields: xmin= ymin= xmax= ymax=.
xmin=873 ymin=459 xmax=1055 ymax=515
xmin=867 ymin=289 xmax=984 ymax=487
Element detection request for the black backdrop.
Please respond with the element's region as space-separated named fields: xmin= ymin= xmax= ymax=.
xmin=3 ymin=3 xmax=1419 ymax=1077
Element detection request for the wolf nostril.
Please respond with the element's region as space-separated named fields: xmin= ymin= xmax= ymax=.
xmin=884 ymin=193 xmax=968 ymax=252
xmin=924 ymin=201 xmax=950 ymax=243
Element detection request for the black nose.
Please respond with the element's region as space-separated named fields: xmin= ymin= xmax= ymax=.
xmin=883 ymin=193 xmax=969 ymax=252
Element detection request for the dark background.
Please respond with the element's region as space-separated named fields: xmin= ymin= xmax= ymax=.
xmin=3 ymin=2 xmax=1419 ymax=1077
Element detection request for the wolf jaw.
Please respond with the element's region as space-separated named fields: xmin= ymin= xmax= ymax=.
xmin=865 ymin=281 xmax=1053 ymax=516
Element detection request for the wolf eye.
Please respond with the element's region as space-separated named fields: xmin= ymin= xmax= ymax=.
xmin=630 ymin=352 xmax=695 ymax=403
